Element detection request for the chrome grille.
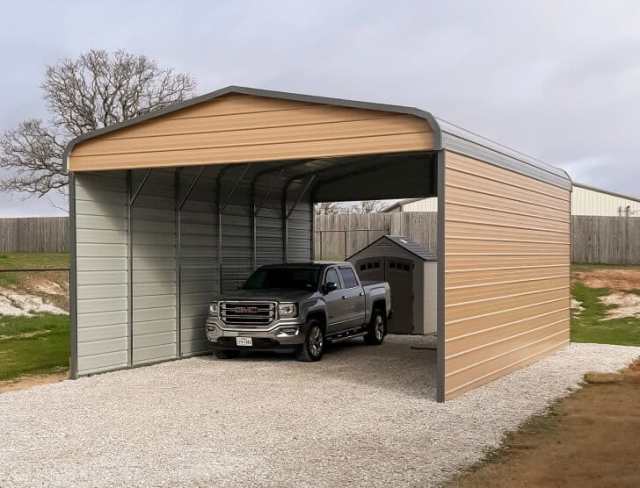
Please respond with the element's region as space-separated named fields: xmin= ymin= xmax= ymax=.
xmin=220 ymin=301 xmax=276 ymax=329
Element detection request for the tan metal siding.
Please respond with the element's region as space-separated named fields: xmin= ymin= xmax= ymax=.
xmin=69 ymin=94 xmax=434 ymax=171
xmin=443 ymin=151 xmax=570 ymax=399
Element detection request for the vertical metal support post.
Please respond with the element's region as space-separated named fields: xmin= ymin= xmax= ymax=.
xmin=68 ymin=173 xmax=78 ymax=378
xmin=251 ymin=185 xmax=257 ymax=271
xmin=174 ymin=169 xmax=182 ymax=358
xmin=282 ymin=191 xmax=288 ymax=263
xmin=126 ymin=170 xmax=134 ymax=367
xmin=436 ymin=150 xmax=446 ymax=403
xmin=345 ymin=212 xmax=350 ymax=259
xmin=310 ymin=201 xmax=315 ymax=261
xmin=216 ymin=169 xmax=224 ymax=293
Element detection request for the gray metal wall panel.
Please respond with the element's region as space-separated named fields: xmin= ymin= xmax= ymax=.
xmin=73 ymin=163 xmax=314 ymax=375
xmin=75 ymin=171 xmax=129 ymax=375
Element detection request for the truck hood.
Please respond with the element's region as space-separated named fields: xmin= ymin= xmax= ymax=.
xmin=214 ymin=288 xmax=315 ymax=303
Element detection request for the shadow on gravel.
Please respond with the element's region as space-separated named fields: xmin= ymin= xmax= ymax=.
xmin=201 ymin=335 xmax=438 ymax=400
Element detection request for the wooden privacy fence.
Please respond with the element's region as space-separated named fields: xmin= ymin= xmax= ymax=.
xmin=315 ymin=213 xmax=640 ymax=265
xmin=0 ymin=217 xmax=69 ymax=253
xmin=571 ymin=215 xmax=640 ymax=265
xmin=314 ymin=212 xmax=438 ymax=260
xmin=0 ymin=214 xmax=638 ymax=263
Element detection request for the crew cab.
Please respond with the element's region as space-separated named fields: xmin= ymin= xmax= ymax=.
xmin=205 ymin=262 xmax=391 ymax=361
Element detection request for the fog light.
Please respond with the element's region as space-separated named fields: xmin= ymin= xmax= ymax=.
xmin=277 ymin=327 xmax=299 ymax=336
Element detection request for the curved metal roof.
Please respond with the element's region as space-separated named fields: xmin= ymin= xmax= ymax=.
xmin=64 ymin=85 xmax=571 ymax=190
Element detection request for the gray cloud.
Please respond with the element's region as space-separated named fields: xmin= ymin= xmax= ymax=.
xmin=1 ymin=0 xmax=639 ymax=215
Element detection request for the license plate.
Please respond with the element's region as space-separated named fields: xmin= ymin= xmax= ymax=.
xmin=235 ymin=336 xmax=253 ymax=347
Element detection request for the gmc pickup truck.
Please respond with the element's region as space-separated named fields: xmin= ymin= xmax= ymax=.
xmin=205 ymin=262 xmax=391 ymax=361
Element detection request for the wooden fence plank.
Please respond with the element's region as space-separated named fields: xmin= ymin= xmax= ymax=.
xmin=0 ymin=217 xmax=69 ymax=253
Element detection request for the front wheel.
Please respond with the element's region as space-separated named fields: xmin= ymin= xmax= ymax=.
xmin=296 ymin=320 xmax=324 ymax=362
xmin=364 ymin=308 xmax=386 ymax=345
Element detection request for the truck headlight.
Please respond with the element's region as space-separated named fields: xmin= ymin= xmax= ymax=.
xmin=278 ymin=303 xmax=298 ymax=318
xmin=209 ymin=302 xmax=219 ymax=315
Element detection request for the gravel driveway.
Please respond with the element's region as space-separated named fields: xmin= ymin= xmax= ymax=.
xmin=1 ymin=337 xmax=639 ymax=488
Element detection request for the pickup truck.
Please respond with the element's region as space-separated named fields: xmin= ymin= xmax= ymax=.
xmin=205 ymin=262 xmax=391 ymax=361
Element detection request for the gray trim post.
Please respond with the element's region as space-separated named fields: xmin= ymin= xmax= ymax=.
xmin=436 ymin=150 xmax=446 ymax=403
xmin=68 ymin=173 xmax=78 ymax=379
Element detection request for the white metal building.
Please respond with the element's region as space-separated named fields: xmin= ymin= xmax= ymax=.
xmin=386 ymin=182 xmax=640 ymax=216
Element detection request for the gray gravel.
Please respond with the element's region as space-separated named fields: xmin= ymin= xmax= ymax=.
xmin=1 ymin=337 xmax=638 ymax=488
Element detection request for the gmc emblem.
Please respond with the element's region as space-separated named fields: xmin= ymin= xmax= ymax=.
xmin=235 ymin=306 xmax=258 ymax=314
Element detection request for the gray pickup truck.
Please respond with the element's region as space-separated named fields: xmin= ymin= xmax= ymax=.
xmin=205 ymin=262 xmax=391 ymax=361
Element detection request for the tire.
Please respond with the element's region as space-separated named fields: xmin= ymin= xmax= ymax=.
xmin=364 ymin=308 xmax=386 ymax=345
xmin=296 ymin=320 xmax=324 ymax=362
xmin=215 ymin=350 xmax=240 ymax=359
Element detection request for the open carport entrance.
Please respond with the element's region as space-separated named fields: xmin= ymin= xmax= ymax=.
xmin=67 ymin=86 xmax=572 ymax=401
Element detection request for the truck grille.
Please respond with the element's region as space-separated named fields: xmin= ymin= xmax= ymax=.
xmin=220 ymin=301 xmax=276 ymax=329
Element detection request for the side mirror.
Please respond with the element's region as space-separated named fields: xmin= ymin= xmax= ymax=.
xmin=323 ymin=281 xmax=339 ymax=293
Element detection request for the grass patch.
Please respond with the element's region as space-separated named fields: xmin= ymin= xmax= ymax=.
xmin=571 ymin=281 xmax=640 ymax=346
xmin=0 ymin=314 xmax=69 ymax=381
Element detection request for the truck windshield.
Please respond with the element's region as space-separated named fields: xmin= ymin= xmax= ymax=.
xmin=243 ymin=268 xmax=320 ymax=291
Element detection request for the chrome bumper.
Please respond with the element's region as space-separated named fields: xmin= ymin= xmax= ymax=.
xmin=205 ymin=316 xmax=307 ymax=347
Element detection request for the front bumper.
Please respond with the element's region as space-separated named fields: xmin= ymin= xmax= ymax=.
xmin=205 ymin=316 xmax=307 ymax=351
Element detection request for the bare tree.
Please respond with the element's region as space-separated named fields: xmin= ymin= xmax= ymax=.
xmin=352 ymin=200 xmax=387 ymax=214
xmin=0 ymin=49 xmax=196 ymax=197
xmin=315 ymin=202 xmax=340 ymax=216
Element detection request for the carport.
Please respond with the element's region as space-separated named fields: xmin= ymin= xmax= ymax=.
xmin=65 ymin=86 xmax=572 ymax=400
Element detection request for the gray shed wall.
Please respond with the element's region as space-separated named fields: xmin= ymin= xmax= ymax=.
xmin=73 ymin=165 xmax=312 ymax=376
xmin=349 ymin=239 xmax=434 ymax=335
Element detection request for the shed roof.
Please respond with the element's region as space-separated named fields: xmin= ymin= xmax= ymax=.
xmin=348 ymin=234 xmax=436 ymax=262
xmin=64 ymin=85 xmax=571 ymax=190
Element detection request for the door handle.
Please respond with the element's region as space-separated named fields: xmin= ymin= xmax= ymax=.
xmin=341 ymin=295 xmax=347 ymax=300
xmin=359 ymin=292 xmax=364 ymax=296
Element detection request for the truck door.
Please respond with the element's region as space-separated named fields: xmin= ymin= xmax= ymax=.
xmin=338 ymin=266 xmax=366 ymax=330
xmin=322 ymin=267 xmax=348 ymax=334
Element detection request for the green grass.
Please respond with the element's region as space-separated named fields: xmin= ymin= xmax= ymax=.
xmin=0 ymin=314 xmax=69 ymax=381
xmin=571 ymin=281 xmax=640 ymax=346
xmin=0 ymin=252 xmax=69 ymax=287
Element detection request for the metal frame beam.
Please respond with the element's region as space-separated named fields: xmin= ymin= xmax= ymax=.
xmin=126 ymin=168 xmax=153 ymax=367
xmin=215 ymin=165 xmax=233 ymax=293
xmin=281 ymin=173 xmax=318 ymax=262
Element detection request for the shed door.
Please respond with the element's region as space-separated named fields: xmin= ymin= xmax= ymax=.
xmin=356 ymin=258 xmax=385 ymax=282
xmin=385 ymin=258 xmax=414 ymax=334
xmin=356 ymin=257 xmax=414 ymax=334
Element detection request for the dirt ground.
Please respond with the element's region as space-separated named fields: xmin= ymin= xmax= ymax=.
xmin=449 ymin=360 xmax=640 ymax=488
xmin=0 ymin=371 xmax=67 ymax=394
xmin=573 ymin=267 xmax=640 ymax=291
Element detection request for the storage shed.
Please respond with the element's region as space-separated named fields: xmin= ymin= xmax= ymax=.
xmin=65 ymin=85 xmax=572 ymax=401
xmin=348 ymin=235 xmax=437 ymax=335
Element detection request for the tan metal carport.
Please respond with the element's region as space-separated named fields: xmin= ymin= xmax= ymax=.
xmin=65 ymin=86 xmax=572 ymax=401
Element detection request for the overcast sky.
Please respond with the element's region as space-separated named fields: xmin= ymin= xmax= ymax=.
xmin=1 ymin=0 xmax=639 ymax=216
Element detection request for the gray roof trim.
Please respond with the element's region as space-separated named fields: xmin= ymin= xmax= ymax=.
xmin=441 ymin=126 xmax=572 ymax=191
xmin=347 ymin=234 xmax=436 ymax=262
xmin=573 ymin=181 xmax=640 ymax=204
xmin=63 ymin=85 xmax=572 ymax=191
